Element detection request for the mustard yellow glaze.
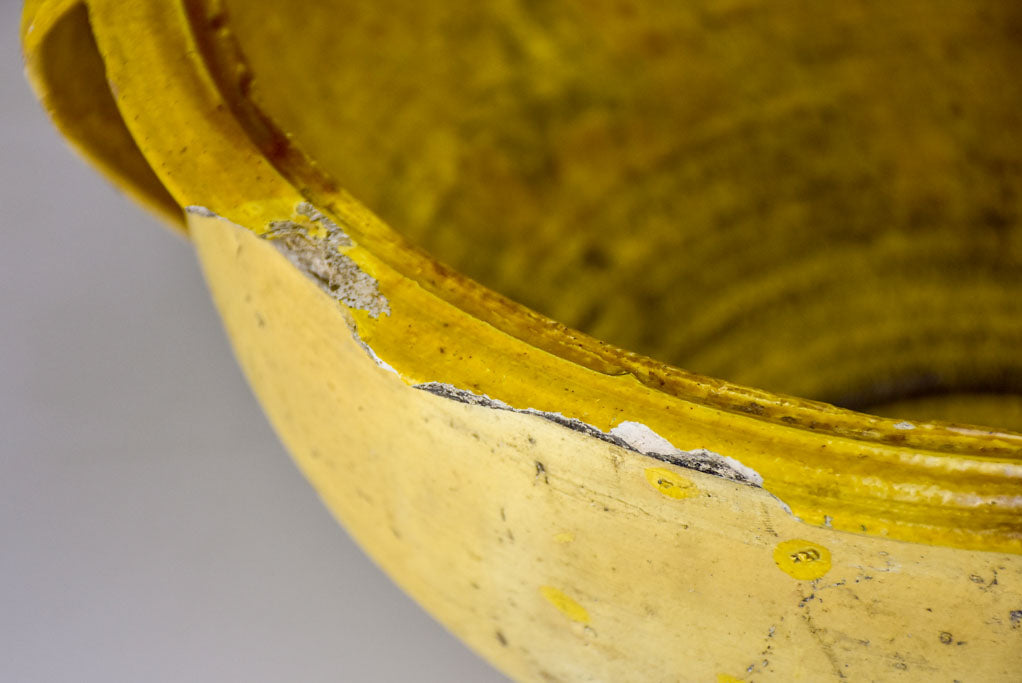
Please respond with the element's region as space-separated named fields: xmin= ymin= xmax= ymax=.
xmin=200 ymin=0 xmax=1022 ymax=422
xmin=20 ymin=0 xmax=182 ymax=228
xmin=21 ymin=0 xmax=1022 ymax=554
xmin=21 ymin=0 xmax=1022 ymax=678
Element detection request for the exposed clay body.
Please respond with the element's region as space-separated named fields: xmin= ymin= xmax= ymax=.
xmin=416 ymin=381 xmax=764 ymax=487
xmin=187 ymin=204 xmax=390 ymax=318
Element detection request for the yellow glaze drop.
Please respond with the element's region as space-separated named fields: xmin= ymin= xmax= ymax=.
xmin=644 ymin=467 xmax=698 ymax=500
xmin=539 ymin=586 xmax=590 ymax=625
xmin=773 ymin=539 xmax=833 ymax=581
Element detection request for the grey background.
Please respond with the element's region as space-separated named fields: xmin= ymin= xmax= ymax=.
xmin=1 ymin=2 xmax=503 ymax=680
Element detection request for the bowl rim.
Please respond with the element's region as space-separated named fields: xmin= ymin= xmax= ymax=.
xmin=22 ymin=0 xmax=1022 ymax=554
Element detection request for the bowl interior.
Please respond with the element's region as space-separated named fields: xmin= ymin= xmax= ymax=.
xmin=219 ymin=0 xmax=1022 ymax=429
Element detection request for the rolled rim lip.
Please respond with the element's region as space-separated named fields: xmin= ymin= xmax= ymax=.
xmin=21 ymin=0 xmax=1022 ymax=553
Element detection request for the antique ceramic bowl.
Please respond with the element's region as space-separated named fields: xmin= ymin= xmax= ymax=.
xmin=23 ymin=0 xmax=1022 ymax=679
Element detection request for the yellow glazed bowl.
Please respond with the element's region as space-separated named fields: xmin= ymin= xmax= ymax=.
xmin=22 ymin=0 xmax=1022 ymax=679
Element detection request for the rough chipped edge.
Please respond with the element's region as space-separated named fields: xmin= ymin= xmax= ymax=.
xmin=415 ymin=381 xmax=766 ymax=488
xmin=294 ymin=201 xmax=348 ymax=238
xmin=188 ymin=206 xmax=783 ymax=501
xmin=186 ymin=204 xmax=390 ymax=318
xmin=185 ymin=204 xmax=217 ymax=218
xmin=352 ymin=327 xmax=400 ymax=375
xmin=610 ymin=421 xmax=764 ymax=486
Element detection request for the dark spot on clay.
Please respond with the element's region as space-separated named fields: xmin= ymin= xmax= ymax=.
xmin=970 ymin=574 xmax=985 ymax=584
xmin=939 ymin=631 xmax=953 ymax=645
xmin=496 ymin=630 xmax=508 ymax=646
xmin=535 ymin=460 xmax=548 ymax=483
xmin=780 ymin=415 xmax=799 ymax=424
xmin=738 ymin=401 xmax=766 ymax=415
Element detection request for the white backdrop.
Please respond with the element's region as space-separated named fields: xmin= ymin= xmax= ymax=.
xmin=1 ymin=2 xmax=503 ymax=680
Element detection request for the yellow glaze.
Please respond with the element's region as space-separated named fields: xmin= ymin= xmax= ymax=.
xmin=22 ymin=0 xmax=1022 ymax=679
xmin=773 ymin=540 xmax=833 ymax=582
xmin=540 ymin=586 xmax=591 ymax=625
xmin=644 ymin=467 xmax=699 ymax=501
